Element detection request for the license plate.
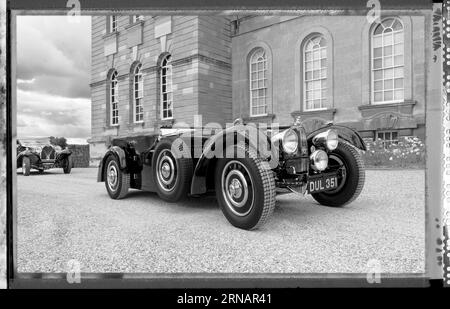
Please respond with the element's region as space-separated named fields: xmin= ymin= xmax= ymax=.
xmin=307 ymin=174 xmax=338 ymax=193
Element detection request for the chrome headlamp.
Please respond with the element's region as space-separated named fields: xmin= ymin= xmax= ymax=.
xmin=310 ymin=149 xmax=328 ymax=171
xmin=270 ymin=128 xmax=299 ymax=155
xmin=312 ymin=129 xmax=338 ymax=151
xmin=282 ymin=129 xmax=298 ymax=154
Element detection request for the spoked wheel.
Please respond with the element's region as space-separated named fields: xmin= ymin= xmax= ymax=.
xmin=152 ymin=140 xmax=193 ymax=202
xmin=311 ymin=142 xmax=365 ymax=207
xmin=104 ymin=155 xmax=129 ymax=199
xmin=215 ymin=146 xmax=275 ymax=230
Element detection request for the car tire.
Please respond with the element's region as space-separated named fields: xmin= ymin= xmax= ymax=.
xmin=215 ymin=146 xmax=276 ymax=230
xmin=311 ymin=142 xmax=365 ymax=207
xmin=63 ymin=156 xmax=73 ymax=174
xmin=22 ymin=157 xmax=31 ymax=176
xmin=152 ymin=140 xmax=193 ymax=202
xmin=104 ymin=155 xmax=129 ymax=199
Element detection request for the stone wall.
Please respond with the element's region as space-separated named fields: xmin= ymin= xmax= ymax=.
xmin=67 ymin=145 xmax=90 ymax=168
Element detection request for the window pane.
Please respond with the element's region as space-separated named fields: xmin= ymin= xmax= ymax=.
xmin=374 ymin=47 xmax=382 ymax=58
xmin=373 ymin=59 xmax=382 ymax=69
xmin=320 ymin=48 xmax=326 ymax=58
xmin=383 ymin=45 xmax=392 ymax=56
xmin=384 ymin=33 xmax=393 ymax=45
xmin=384 ymin=68 xmax=393 ymax=79
xmin=392 ymin=20 xmax=403 ymax=31
xmin=305 ymin=51 xmax=312 ymax=61
xmin=394 ymin=78 xmax=403 ymax=89
xmin=313 ymin=50 xmax=320 ymax=60
xmin=394 ymin=43 xmax=403 ymax=55
xmin=313 ymin=60 xmax=320 ymax=69
xmin=384 ymin=90 xmax=393 ymax=101
xmin=394 ymin=32 xmax=403 ymax=43
xmin=374 ymin=70 xmax=383 ymax=80
xmin=384 ymin=56 xmax=393 ymax=67
xmin=384 ymin=79 xmax=393 ymax=90
xmin=374 ymin=92 xmax=383 ymax=102
xmin=394 ymin=55 xmax=403 ymax=66
xmin=373 ymin=35 xmax=382 ymax=47
xmin=374 ymin=80 xmax=383 ymax=91
xmin=321 ymin=59 xmax=327 ymax=67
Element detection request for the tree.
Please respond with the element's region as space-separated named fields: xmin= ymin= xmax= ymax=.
xmin=49 ymin=136 xmax=68 ymax=149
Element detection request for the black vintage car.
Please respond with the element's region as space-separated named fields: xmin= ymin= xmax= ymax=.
xmin=97 ymin=118 xmax=366 ymax=230
xmin=17 ymin=140 xmax=73 ymax=176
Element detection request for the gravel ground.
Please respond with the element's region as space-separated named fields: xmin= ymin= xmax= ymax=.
xmin=17 ymin=168 xmax=425 ymax=274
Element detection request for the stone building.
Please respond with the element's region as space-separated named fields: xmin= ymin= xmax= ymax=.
xmin=89 ymin=12 xmax=436 ymax=158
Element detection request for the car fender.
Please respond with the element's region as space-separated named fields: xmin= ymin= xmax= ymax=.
xmin=97 ymin=146 xmax=127 ymax=182
xmin=307 ymin=124 xmax=366 ymax=151
xmin=190 ymin=125 xmax=273 ymax=195
xmin=16 ymin=149 xmax=40 ymax=166
xmin=56 ymin=148 xmax=72 ymax=162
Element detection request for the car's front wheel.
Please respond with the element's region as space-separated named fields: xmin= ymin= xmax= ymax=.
xmin=311 ymin=142 xmax=365 ymax=207
xmin=22 ymin=157 xmax=30 ymax=176
xmin=63 ymin=156 xmax=73 ymax=174
xmin=104 ymin=155 xmax=129 ymax=199
xmin=215 ymin=146 xmax=275 ymax=230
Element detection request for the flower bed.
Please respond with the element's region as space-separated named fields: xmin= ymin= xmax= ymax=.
xmin=361 ymin=136 xmax=425 ymax=168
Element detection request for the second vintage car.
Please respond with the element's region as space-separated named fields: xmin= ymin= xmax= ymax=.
xmin=17 ymin=140 xmax=73 ymax=176
xmin=97 ymin=117 xmax=366 ymax=230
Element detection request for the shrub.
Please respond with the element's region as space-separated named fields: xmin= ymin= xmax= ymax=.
xmin=362 ymin=136 xmax=425 ymax=168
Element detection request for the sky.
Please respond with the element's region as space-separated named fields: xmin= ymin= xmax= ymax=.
xmin=16 ymin=16 xmax=91 ymax=143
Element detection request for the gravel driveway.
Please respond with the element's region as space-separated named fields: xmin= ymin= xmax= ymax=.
xmin=16 ymin=168 xmax=425 ymax=274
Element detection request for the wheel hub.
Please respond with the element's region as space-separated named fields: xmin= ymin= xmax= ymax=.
xmin=229 ymin=178 xmax=243 ymax=199
xmin=161 ymin=162 xmax=172 ymax=179
xmin=221 ymin=161 xmax=254 ymax=216
xmin=107 ymin=163 xmax=118 ymax=189
xmin=156 ymin=150 xmax=177 ymax=192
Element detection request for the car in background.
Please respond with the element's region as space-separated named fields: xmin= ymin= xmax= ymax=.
xmin=16 ymin=140 xmax=73 ymax=176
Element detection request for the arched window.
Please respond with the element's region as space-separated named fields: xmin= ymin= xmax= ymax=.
xmin=133 ymin=64 xmax=144 ymax=123
xmin=110 ymin=70 xmax=119 ymax=126
xmin=303 ymin=35 xmax=327 ymax=111
xmin=160 ymin=54 xmax=173 ymax=120
xmin=249 ymin=48 xmax=267 ymax=116
xmin=371 ymin=18 xmax=404 ymax=104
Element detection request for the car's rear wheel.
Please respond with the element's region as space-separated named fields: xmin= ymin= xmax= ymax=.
xmin=215 ymin=146 xmax=275 ymax=230
xmin=22 ymin=157 xmax=31 ymax=176
xmin=104 ymin=155 xmax=129 ymax=199
xmin=311 ymin=142 xmax=365 ymax=207
xmin=63 ymin=156 xmax=73 ymax=174
xmin=152 ymin=140 xmax=193 ymax=202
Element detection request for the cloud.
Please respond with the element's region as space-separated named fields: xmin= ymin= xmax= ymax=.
xmin=16 ymin=16 xmax=92 ymax=140
xmin=16 ymin=16 xmax=91 ymax=99
xmin=17 ymin=89 xmax=91 ymax=139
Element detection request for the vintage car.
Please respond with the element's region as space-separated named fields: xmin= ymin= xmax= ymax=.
xmin=17 ymin=140 xmax=73 ymax=176
xmin=97 ymin=118 xmax=366 ymax=230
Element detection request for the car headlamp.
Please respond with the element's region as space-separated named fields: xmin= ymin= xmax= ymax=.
xmin=312 ymin=129 xmax=339 ymax=151
xmin=310 ymin=149 xmax=328 ymax=171
xmin=282 ymin=129 xmax=298 ymax=154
